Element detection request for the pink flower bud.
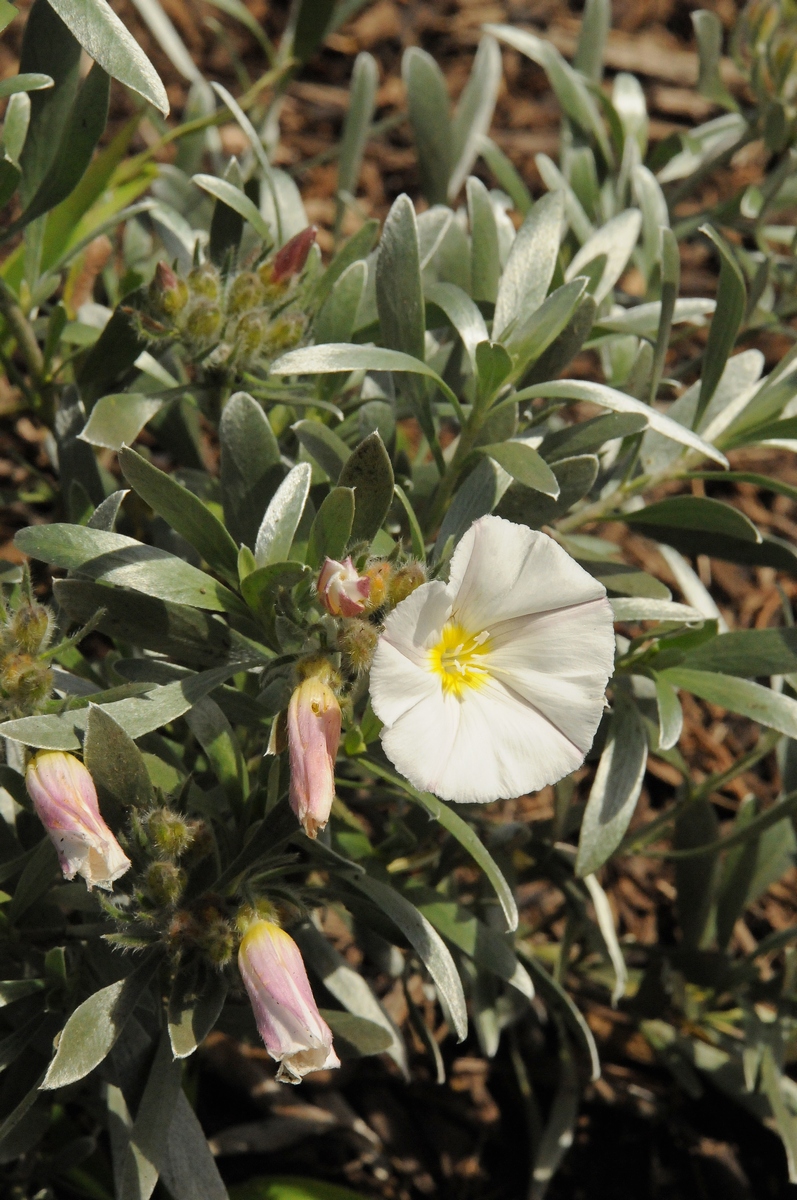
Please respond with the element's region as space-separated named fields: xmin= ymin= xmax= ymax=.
xmin=271 ymin=226 xmax=316 ymax=282
xmin=238 ymin=919 xmax=340 ymax=1083
xmin=287 ymin=675 xmax=341 ymax=838
xmin=26 ymin=751 xmax=131 ymax=890
xmin=317 ymin=557 xmax=371 ymax=618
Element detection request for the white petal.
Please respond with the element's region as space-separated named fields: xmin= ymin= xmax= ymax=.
xmin=379 ymin=684 xmax=461 ymax=796
xmin=369 ymin=579 xmax=451 ymax=728
xmin=381 ymin=675 xmax=584 ymax=804
xmin=486 ymin=597 xmax=615 ymax=751
xmin=369 ymin=638 xmax=440 ymax=728
xmin=379 ymin=579 xmax=452 ymax=663
xmin=448 ymin=516 xmax=606 ymax=632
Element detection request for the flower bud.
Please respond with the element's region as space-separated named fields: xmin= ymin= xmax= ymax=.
xmin=149 ymin=262 xmax=188 ymax=317
xmin=146 ymin=860 xmax=186 ymax=906
xmin=227 ymin=271 xmax=264 ymax=314
xmin=263 ymin=315 xmax=304 ymax=354
xmin=339 ymin=619 xmax=379 ymax=675
xmin=388 ymin=561 xmax=427 ymax=607
xmin=238 ymin=918 xmax=339 ymax=1083
xmin=1 ymin=653 xmax=53 ymax=709
xmin=317 ymin=557 xmax=370 ymax=618
xmin=26 ymin=752 xmax=130 ymax=890
xmin=271 ymin=226 xmax=317 ymax=283
xmin=187 ymin=263 xmax=221 ymax=300
xmin=235 ymin=310 xmax=268 ymax=357
xmin=185 ymin=301 xmax=223 ymax=343
xmin=287 ymin=674 xmax=341 ymax=838
xmin=146 ymin=807 xmax=194 ymax=859
xmin=363 ymin=561 xmax=391 ymax=613
xmin=10 ymin=603 xmax=52 ymax=655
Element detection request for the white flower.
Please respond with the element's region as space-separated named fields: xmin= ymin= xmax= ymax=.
xmin=369 ymin=515 xmax=615 ymax=803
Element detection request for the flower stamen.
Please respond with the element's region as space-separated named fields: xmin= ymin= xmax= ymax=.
xmin=428 ymin=622 xmax=491 ymax=697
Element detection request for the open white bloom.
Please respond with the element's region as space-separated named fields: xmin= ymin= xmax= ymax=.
xmin=369 ymin=516 xmax=615 ymax=803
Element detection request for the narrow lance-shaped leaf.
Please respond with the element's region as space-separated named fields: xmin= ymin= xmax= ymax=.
xmin=575 ymin=691 xmax=647 ymax=877
xmin=662 ymin=668 xmax=797 ymax=739
xmin=119 ymin=447 xmax=239 ymax=582
xmin=349 ymin=873 xmax=468 ymax=1041
xmin=192 ymin=173 xmax=272 ymax=244
xmin=650 ymin=226 xmax=679 ymax=403
xmin=493 ymin=192 xmax=564 ymax=342
xmin=254 ymin=462 xmax=312 ymax=568
xmin=42 ymin=955 xmax=161 ymax=1089
xmin=402 ymin=48 xmax=452 ymax=207
xmin=338 ymin=52 xmax=378 ymax=200
xmin=521 ymin=379 xmax=729 ymax=466
xmin=449 ymin=35 xmax=502 ymax=199
xmin=45 ymin=0 xmax=168 ymax=115
xmin=695 ymin=225 xmax=746 ymax=427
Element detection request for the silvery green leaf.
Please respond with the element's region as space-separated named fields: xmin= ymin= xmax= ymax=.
xmin=576 ymin=691 xmax=647 ymax=877
xmin=449 ymin=34 xmax=502 ymax=199
xmin=486 ymin=23 xmax=612 ymax=164
xmin=609 ymin=598 xmax=704 ymax=623
xmin=652 ymin=673 xmax=684 ymax=751
xmin=597 ymin=298 xmax=715 ymax=337
xmin=523 ymin=379 xmax=728 ymax=466
xmin=192 ymin=174 xmax=271 ymax=243
xmin=42 ymin=957 xmax=161 ymax=1089
xmin=45 ymin=0 xmax=168 ymax=114
xmin=657 ymin=111 xmax=745 ymax=184
xmin=535 ymin=152 xmax=593 ymax=243
xmin=295 ymin=922 xmax=408 ymax=1076
xmin=565 ymin=209 xmax=642 ymax=304
xmin=254 ymin=462 xmax=312 ymax=568
xmin=79 ymin=394 xmax=164 ymax=451
xmin=377 ymin=193 xmax=425 ymax=360
xmin=493 ymin=191 xmax=564 ymax=342
xmin=612 ymin=72 xmax=648 ymax=154
xmin=662 ymin=669 xmax=797 ymax=739
xmin=583 ymin=873 xmax=627 ymax=1006
xmin=349 ymin=874 xmax=468 ymax=1042
xmin=467 ymin=176 xmax=501 ymax=303
xmin=692 ymin=9 xmax=737 ymax=110
xmin=314 ymin=259 xmax=367 ymax=344
xmin=640 ymin=349 xmax=763 ymax=476
xmin=425 ymin=280 xmax=488 ymax=372
xmin=128 ymin=0 xmax=202 ymax=84
xmin=338 ymin=52 xmax=378 ymax=198
xmin=402 ymin=47 xmax=452 ymax=206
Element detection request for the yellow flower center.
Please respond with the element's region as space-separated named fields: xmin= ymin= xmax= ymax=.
xmin=428 ymin=622 xmax=491 ymax=697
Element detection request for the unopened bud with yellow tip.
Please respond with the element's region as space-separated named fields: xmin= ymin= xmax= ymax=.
xmin=388 ymin=561 xmax=427 ymax=607
xmin=339 ymin=619 xmax=379 ymax=675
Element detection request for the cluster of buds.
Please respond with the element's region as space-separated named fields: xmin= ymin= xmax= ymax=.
xmin=315 ymin=555 xmax=427 ymax=677
xmin=273 ymin=556 xmax=428 ymax=846
xmin=26 ymin=752 xmax=131 ymax=891
xmin=0 ymin=585 xmax=54 ymax=719
xmin=141 ymin=805 xmax=210 ymax=908
xmin=142 ymin=226 xmax=317 ymax=373
xmin=167 ymin=896 xmax=236 ymax=967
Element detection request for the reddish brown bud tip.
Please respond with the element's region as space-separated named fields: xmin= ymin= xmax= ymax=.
xmin=271 ymin=226 xmax=317 ymax=282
